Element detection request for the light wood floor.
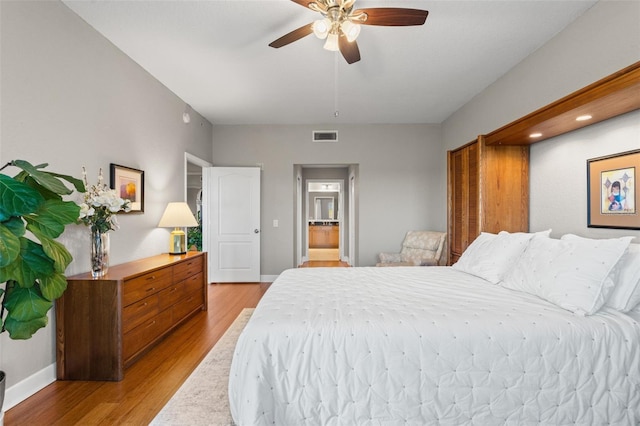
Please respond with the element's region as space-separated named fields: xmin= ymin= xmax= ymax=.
xmin=5 ymin=282 xmax=270 ymax=425
xmin=300 ymin=260 xmax=350 ymax=267
xmin=308 ymin=248 xmax=340 ymax=261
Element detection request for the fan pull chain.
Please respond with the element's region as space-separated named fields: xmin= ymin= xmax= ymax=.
xmin=334 ymin=53 xmax=339 ymax=118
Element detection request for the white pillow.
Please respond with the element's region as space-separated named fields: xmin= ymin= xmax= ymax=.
xmin=452 ymin=230 xmax=550 ymax=284
xmin=502 ymin=234 xmax=633 ymax=315
xmin=604 ymin=243 xmax=640 ymax=312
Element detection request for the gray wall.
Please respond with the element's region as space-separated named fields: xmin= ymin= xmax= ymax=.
xmin=442 ymin=0 xmax=640 ymax=243
xmin=212 ymin=124 xmax=444 ymax=273
xmin=442 ymin=1 xmax=640 ymax=151
xmin=0 ymin=0 xmax=212 ymax=403
xmin=530 ymin=110 xmax=640 ymax=241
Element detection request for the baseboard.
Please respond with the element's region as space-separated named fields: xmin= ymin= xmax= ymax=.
xmin=260 ymin=275 xmax=278 ymax=283
xmin=4 ymin=363 xmax=56 ymax=411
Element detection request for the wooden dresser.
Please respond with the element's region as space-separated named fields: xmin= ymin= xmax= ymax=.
xmin=447 ymin=136 xmax=529 ymax=265
xmin=56 ymin=251 xmax=207 ymax=381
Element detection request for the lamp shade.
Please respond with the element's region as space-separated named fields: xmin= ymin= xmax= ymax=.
xmin=158 ymin=202 xmax=198 ymax=228
xmin=323 ymin=32 xmax=339 ymax=51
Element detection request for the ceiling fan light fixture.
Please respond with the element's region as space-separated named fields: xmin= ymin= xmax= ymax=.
xmin=341 ymin=20 xmax=361 ymax=42
xmin=312 ymin=18 xmax=331 ymax=39
xmin=323 ymin=32 xmax=339 ymax=51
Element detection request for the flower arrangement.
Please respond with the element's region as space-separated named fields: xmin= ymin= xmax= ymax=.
xmin=78 ymin=167 xmax=131 ymax=233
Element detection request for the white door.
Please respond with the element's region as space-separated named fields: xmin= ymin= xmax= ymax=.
xmin=202 ymin=167 xmax=261 ymax=283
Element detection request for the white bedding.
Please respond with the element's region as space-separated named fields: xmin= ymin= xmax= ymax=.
xmin=229 ymin=267 xmax=640 ymax=425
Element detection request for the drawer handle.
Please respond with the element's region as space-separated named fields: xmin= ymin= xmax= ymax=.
xmin=146 ymin=320 xmax=156 ymax=329
xmin=170 ymin=287 xmax=178 ymax=293
xmin=146 ymin=287 xmax=156 ymax=292
xmin=146 ymin=276 xmax=156 ymax=281
xmin=140 ymin=302 xmax=148 ymax=308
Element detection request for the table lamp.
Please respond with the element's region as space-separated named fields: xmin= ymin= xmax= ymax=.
xmin=158 ymin=202 xmax=199 ymax=254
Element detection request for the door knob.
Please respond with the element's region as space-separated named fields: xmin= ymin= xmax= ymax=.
xmin=254 ymin=229 xmax=260 ymax=233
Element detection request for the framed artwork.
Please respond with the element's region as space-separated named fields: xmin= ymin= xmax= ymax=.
xmin=587 ymin=149 xmax=639 ymax=229
xmin=110 ymin=163 xmax=144 ymax=213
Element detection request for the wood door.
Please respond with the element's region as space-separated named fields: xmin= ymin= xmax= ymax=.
xmin=448 ymin=141 xmax=479 ymax=264
xmin=202 ymin=167 xmax=261 ymax=282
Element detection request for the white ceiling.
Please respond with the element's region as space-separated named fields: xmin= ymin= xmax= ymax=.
xmin=62 ymin=0 xmax=598 ymax=125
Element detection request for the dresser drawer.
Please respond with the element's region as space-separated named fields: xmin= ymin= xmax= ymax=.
xmin=172 ymin=289 xmax=203 ymax=325
xmin=123 ymin=267 xmax=173 ymax=307
xmin=181 ymin=272 xmax=204 ymax=295
xmin=123 ymin=309 xmax=172 ymax=362
xmin=158 ymin=283 xmax=184 ymax=310
xmin=173 ymin=255 xmax=203 ymax=283
xmin=122 ymin=295 xmax=159 ymax=334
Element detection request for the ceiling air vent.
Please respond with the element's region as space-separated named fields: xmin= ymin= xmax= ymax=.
xmin=312 ymin=130 xmax=338 ymax=143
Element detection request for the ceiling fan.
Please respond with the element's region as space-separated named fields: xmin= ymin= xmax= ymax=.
xmin=269 ymin=0 xmax=429 ymax=64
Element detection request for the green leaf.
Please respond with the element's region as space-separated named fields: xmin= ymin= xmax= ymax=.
xmin=23 ymin=176 xmax=62 ymax=201
xmin=49 ymin=172 xmax=86 ymax=193
xmin=11 ymin=160 xmax=73 ymax=196
xmin=3 ymin=216 xmax=26 ymax=237
xmin=39 ymin=272 xmax=67 ymax=301
xmin=4 ymin=316 xmax=49 ymax=339
xmin=0 ymin=174 xmax=45 ymax=221
xmin=0 ymin=222 xmax=21 ymax=267
xmin=31 ymin=229 xmax=73 ymax=273
xmin=3 ymin=285 xmax=52 ymax=321
xmin=3 ymin=238 xmax=54 ymax=287
xmin=3 ymin=285 xmax=51 ymax=339
xmin=25 ymin=199 xmax=80 ymax=239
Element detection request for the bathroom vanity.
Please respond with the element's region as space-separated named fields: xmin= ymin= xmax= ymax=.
xmin=309 ymin=222 xmax=339 ymax=248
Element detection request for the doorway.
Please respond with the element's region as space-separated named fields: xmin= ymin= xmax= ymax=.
xmin=184 ymin=152 xmax=211 ymax=251
xmin=307 ymin=180 xmax=342 ymax=262
xmin=294 ymin=164 xmax=359 ymax=267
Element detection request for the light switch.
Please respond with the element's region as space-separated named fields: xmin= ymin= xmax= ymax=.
xmin=273 ymin=219 xmax=279 ymax=228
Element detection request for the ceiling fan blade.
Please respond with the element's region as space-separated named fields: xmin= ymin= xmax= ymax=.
xmin=269 ymin=23 xmax=314 ymax=48
xmin=339 ymin=35 xmax=361 ymax=64
xmin=290 ymin=0 xmax=327 ymax=12
xmin=352 ymin=8 xmax=429 ymax=26
xmin=290 ymin=0 xmax=313 ymax=8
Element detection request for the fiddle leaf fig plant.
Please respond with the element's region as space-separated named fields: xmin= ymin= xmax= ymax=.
xmin=0 ymin=160 xmax=84 ymax=339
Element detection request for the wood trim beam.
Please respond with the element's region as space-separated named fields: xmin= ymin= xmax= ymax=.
xmin=484 ymin=61 xmax=640 ymax=146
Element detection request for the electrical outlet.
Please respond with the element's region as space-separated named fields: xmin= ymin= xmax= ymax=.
xmin=273 ymin=219 xmax=279 ymax=228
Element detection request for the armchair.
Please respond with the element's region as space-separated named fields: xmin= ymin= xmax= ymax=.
xmin=377 ymin=231 xmax=447 ymax=267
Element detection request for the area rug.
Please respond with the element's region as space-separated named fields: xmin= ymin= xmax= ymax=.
xmin=150 ymin=308 xmax=254 ymax=426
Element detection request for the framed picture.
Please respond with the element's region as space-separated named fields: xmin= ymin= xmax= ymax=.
xmin=587 ymin=149 xmax=639 ymax=229
xmin=110 ymin=163 xmax=144 ymax=213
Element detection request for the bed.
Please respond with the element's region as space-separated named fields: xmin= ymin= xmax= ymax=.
xmin=229 ymin=233 xmax=640 ymax=425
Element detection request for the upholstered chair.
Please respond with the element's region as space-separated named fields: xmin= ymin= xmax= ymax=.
xmin=377 ymin=231 xmax=447 ymax=267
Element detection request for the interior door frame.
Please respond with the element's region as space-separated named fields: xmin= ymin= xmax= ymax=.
xmin=305 ymin=179 xmax=344 ymax=262
xmin=294 ymin=164 xmax=358 ymax=267
xmin=184 ymin=152 xmax=212 ymax=201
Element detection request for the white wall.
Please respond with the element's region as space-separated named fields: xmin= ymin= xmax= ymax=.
xmin=0 ymin=0 xmax=212 ymax=406
xmin=531 ymin=110 xmax=640 ymax=241
xmin=442 ymin=0 xmax=640 ymax=240
xmin=212 ymin=124 xmax=444 ymax=272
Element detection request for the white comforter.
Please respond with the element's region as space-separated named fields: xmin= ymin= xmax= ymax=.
xmin=229 ymin=267 xmax=640 ymax=425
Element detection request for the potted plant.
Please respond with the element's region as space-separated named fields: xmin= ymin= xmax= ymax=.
xmin=0 ymin=160 xmax=84 ymax=420
xmin=187 ymin=209 xmax=202 ymax=251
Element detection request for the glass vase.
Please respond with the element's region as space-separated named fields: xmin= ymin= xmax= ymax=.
xmin=90 ymin=230 xmax=110 ymax=278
